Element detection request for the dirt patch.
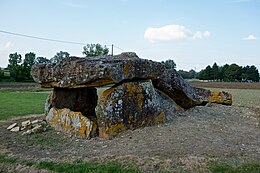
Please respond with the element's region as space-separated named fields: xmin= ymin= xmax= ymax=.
xmin=190 ymin=82 xmax=260 ymax=90
xmin=0 ymin=104 xmax=259 ymax=172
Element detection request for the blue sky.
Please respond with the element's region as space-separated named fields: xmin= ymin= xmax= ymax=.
xmin=0 ymin=0 xmax=259 ymax=71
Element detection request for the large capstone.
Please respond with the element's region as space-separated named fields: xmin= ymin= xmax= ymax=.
xmin=31 ymin=52 xmax=164 ymax=88
xmin=96 ymin=80 xmax=167 ymax=139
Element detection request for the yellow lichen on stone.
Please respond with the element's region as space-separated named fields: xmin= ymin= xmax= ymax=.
xmin=208 ymin=91 xmax=232 ymax=105
xmin=99 ymin=123 xmax=126 ymax=139
xmin=125 ymin=84 xmax=144 ymax=109
xmin=123 ymin=61 xmax=132 ymax=78
xmin=46 ymin=107 xmax=94 ymax=138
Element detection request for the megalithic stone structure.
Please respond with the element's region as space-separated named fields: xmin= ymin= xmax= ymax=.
xmin=31 ymin=52 xmax=232 ymax=139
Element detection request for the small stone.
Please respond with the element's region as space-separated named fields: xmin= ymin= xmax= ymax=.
xmin=10 ymin=126 xmax=20 ymax=132
xmin=21 ymin=120 xmax=31 ymax=127
xmin=31 ymin=124 xmax=43 ymax=132
xmin=22 ymin=129 xmax=32 ymax=135
xmin=32 ymin=119 xmax=43 ymax=125
xmin=7 ymin=123 xmax=17 ymax=130
xmin=20 ymin=127 xmax=26 ymax=131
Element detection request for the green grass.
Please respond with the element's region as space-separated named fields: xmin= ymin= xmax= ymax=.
xmin=0 ymin=154 xmax=141 ymax=173
xmin=208 ymin=161 xmax=260 ymax=173
xmin=0 ymin=154 xmax=17 ymax=164
xmin=0 ymin=90 xmax=50 ymax=120
xmin=38 ymin=161 xmax=142 ymax=173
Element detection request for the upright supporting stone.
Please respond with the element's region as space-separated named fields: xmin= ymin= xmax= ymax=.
xmin=96 ymin=80 xmax=166 ymax=139
xmin=46 ymin=108 xmax=95 ymax=138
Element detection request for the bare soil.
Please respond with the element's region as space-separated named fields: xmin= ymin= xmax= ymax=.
xmin=0 ymin=104 xmax=259 ymax=172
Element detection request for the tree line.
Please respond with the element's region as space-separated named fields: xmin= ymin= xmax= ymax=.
xmin=177 ymin=63 xmax=259 ymax=82
xmin=0 ymin=44 xmax=109 ymax=82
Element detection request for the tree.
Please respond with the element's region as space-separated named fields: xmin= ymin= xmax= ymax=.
xmin=242 ymin=65 xmax=259 ymax=82
xmin=7 ymin=52 xmax=24 ymax=81
xmin=189 ymin=69 xmax=197 ymax=79
xmin=51 ymin=51 xmax=70 ymax=63
xmin=82 ymin=43 xmax=109 ymax=57
xmin=35 ymin=57 xmax=51 ymax=64
xmin=178 ymin=70 xmax=190 ymax=79
xmin=23 ymin=52 xmax=36 ymax=80
xmin=7 ymin=53 xmax=22 ymax=69
xmin=178 ymin=69 xmax=197 ymax=79
xmin=224 ymin=64 xmax=242 ymax=81
xmin=212 ymin=62 xmax=220 ymax=80
xmin=0 ymin=68 xmax=4 ymax=81
xmin=162 ymin=59 xmax=176 ymax=69
xmin=219 ymin=64 xmax=229 ymax=81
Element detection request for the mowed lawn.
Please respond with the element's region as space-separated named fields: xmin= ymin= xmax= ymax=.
xmin=0 ymin=90 xmax=50 ymax=120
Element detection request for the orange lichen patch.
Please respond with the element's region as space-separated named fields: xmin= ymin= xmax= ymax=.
xmin=124 ymin=83 xmax=144 ymax=109
xmin=208 ymin=91 xmax=232 ymax=105
xmin=98 ymin=123 xmax=126 ymax=139
xmin=143 ymin=111 xmax=166 ymax=126
xmin=123 ymin=61 xmax=132 ymax=78
xmin=46 ymin=108 xmax=94 ymax=138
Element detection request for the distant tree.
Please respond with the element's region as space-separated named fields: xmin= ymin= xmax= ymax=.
xmin=35 ymin=57 xmax=51 ymax=64
xmin=212 ymin=62 xmax=220 ymax=80
xmin=0 ymin=68 xmax=4 ymax=81
xmin=51 ymin=51 xmax=70 ymax=63
xmin=205 ymin=65 xmax=213 ymax=80
xmin=82 ymin=43 xmax=109 ymax=57
xmin=189 ymin=69 xmax=197 ymax=79
xmin=219 ymin=64 xmax=229 ymax=81
xmin=162 ymin=59 xmax=176 ymax=69
xmin=242 ymin=65 xmax=259 ymax=82
xmin=178 ymin=70 xmax=190 ymax=79
xmin=7 ymin=53 xmax=24 ymax=81
xmin=22 ymin=52 xmax=36 ymax=80
xmin=178 ymin=69 xmax=197 ymax=79
xmin=224 ymin=63 xmax=242 ymax=81
xmin=7 ymin=52 xmax=22 ymax=69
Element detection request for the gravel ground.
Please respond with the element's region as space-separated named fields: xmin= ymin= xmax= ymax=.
xmin=0 ymin=104 xmax=259 ymax=172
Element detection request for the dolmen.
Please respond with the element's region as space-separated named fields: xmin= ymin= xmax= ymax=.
xmin=31 ymin=52 xmax=232 ymax=139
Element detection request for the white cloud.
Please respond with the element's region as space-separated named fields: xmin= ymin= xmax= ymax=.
xmin=144 ymin=24 xmax=210 ymax=42
xmin=0 ymin=42 xmax=13 ymax=67
xmin=243 ymin=34 xmax=258 ymax=40
xmin=0 ymin=41 xmax=13 ymax=53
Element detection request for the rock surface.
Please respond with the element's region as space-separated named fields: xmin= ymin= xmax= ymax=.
xmin=21 ymin=120 xmax=31 ymax=127
xmin=46 ymin=108 xmax=95 ymax=138
xmin=10 ymin=126 xmax=20 ymax=132
xmin=31 ymin=53 xmax=164 ymax=88
xmin=7 ymin=123 xmax=17 ymax=130
xmin=153 ymin=69 xmax=232 ymax=108
xmin=96 ymin=80 xmax=166 ymax=139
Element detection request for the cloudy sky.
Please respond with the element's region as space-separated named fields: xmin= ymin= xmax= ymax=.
xmin=0 ymin=0 xmax=259 ymax=70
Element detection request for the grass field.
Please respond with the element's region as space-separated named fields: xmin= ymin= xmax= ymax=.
xmin=0 ymin=90 xmax=50 ymax=120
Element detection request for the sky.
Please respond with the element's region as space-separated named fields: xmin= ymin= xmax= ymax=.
xmin=0 ymin=0 xmax=259 ymax=71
